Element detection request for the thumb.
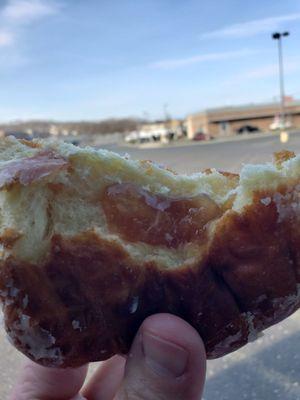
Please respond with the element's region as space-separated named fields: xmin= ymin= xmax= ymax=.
xmin=116 ymin=313 xmax=206 ymax=400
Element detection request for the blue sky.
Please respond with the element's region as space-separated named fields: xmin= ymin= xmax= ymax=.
xmin=0 ymin=0 xmax=300 ymax=121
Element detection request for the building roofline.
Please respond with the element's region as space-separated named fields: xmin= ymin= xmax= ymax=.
xmin=189 ymin=100 xmax=300 ymax=117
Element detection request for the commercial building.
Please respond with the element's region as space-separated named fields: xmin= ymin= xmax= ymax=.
xmin=125 ymin=119 xmax=185 ymax=144
xmin=139 ymin=119 xmax=183 ymax=135
xmin=186 ymin=101 xmax=300 ymax=139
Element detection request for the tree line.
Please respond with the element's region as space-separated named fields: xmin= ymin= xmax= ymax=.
xmin=0 ymin=118 xmax=140 ymax=136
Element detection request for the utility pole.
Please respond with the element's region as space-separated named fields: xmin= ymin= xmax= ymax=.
xmin=272 ymin=31 xmax=290 ymax=127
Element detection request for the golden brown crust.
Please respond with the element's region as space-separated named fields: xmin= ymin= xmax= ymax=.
xmin=19 ymin=139 xmax=42 ymax=149
xmin=273 ymin=150 xmax=296 ymax=166
xmin=203 ymin=168 xmax=239 ymax=180
xmin=0 ymin=182 xmax=299 ymax=367
xmin=0 ymin=229 xmax=22 ymax=248
xmin=209 ymin=187 xmax=300 ymax=343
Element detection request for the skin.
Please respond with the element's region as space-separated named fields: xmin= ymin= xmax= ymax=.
xmin=10 ymin=314 xmax=207 ymax=400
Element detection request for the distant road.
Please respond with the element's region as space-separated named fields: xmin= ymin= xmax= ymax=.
xmin=103 ymin=131 xmax=300 ymax=173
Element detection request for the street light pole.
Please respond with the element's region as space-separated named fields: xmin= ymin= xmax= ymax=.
xmin=272 ymin=31 xmax=290 ymax=127
xmin=277 ymin=35 xmax=285 ymax=121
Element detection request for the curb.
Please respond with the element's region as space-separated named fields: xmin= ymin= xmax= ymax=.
xmin=120 ymin=131 xmax=295 ymax=150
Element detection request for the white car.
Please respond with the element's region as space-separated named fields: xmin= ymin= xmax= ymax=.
xmin=125 ymin=131 xmax=139 ymax=143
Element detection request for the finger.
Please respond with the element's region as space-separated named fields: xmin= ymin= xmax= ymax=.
xmin=115 ymin=313 xmax=206 ymax=400
xmin=10 ymin=360 xmax=88 ymax=400
xmin=82 ymin=355 xmax=126 ymax=400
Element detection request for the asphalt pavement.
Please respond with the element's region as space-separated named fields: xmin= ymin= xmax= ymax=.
xmin=104 ymin=131 xmax=300 ymax=174
xmin=1 ymin=132 xmax=300 ymax=399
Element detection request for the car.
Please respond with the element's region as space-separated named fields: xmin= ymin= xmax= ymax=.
xmin=125 ymin=131 xmax=139 ymax=143
xmin=237 ymin=125 xmax=260 ymax=134
xmin=193 ymin=132 xmax=207 ymax=141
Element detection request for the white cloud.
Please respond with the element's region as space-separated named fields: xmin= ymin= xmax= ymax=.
xmin=223 ymin=59 xmax=300 ymax=87
xmin=2 ymin=0 xmax=59 ymax=23
xmin=0 ymin=0 xmax=60 ymax=51
xmin=150 ymin=49 xmax=257 ymax=70
xmin=245 ymin=60 xmax=300 ymax=79
xmin=201 ymin=13 xmax=300 ymax=40
xmin=0 ymin=31 xmax=14 ymax=46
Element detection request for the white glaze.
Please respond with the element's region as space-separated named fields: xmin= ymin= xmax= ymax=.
xmin=11 ymin=311 xmax=64 ymax=366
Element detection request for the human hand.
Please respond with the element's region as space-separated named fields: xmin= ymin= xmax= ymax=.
xmin=10 ymin=313 xmax=206 ymax=400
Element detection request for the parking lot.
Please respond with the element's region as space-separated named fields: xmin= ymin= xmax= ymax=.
xmin=1 ymin=132 xmax=300 ymax=399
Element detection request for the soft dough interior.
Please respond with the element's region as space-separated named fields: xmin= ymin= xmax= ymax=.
xmin=0 ymin=137 xmax=299 ymax=269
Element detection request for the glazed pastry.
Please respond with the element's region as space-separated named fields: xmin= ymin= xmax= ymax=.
xmin=0 ymin=137 xmax=299 ymax=367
